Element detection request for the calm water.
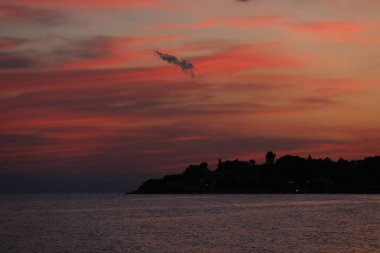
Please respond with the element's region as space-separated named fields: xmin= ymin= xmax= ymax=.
xmin=1 ymin=194 xmax=380 ymax=253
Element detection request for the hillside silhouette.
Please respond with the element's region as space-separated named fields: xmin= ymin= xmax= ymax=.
xmin=130 ymin=152 xmax=380 ymax=194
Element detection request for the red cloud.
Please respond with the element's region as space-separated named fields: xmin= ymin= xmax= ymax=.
xmin=291 ymin=21 xmax=371 ymax=42
xmin=193 ymin=15 xmax=287 ymax=28
xmin=173 ymin=136 xmax=212 ymax=142
xmin=295 ymin=22 xmax=365 ymax=34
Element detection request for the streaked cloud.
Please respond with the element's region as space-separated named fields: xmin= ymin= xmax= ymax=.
xmin=193 ymin=15 xmax=286 ymax=29
xmin=0 ymin=52 xmax=36 ymax=69
xmin=0 ymin=5 xmax=66 ymax=25
xmin=7 ymin=0 xmax=180 ymax=9
xmin=148 ymin=14 xmax=373 ymax=44
xmin=0 ymin=37 xmax=29 ymax=50
xmin=191 ymin=43 xmax=304 ymax=76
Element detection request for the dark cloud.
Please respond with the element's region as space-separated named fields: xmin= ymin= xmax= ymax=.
xmin=52 ymin=36 xmax=112 ymax=60
xmin=0 ymin=133 xmax=52 ymax=148
xmin=40 ymin=36 xmax=125 ymax=68
xmin=0 ymin=5 xmax=66 ymax=25
xmin=156 ymin=50 xmax=195 ymax=77
xmin=0 ymin=36 xmax=116 ymax=70
xmin=0 ymin=52 xmax=36 ymax=69
xmin=300 ymin=96 xmax=337 ymax=106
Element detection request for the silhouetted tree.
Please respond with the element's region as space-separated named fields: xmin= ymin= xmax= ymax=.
xmin=183 ymin=162 xmax=210 ymax=177
xmin=249 ymin=159 xmax=256 ymax=166
xmin=266 ymin=151 xmax=276 ymax=164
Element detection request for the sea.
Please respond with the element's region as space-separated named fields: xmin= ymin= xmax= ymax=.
xmin=1 ymin=194 xmax=379 ymax=253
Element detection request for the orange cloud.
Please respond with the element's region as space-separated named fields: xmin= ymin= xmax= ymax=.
xmin=173 ymin=136 xmax=213 ymax=142
xmin=192 ymin=43 xmax=304 ymax=76
xmin=145 ymin=15 xmax=287 ymax=31
xmin=291 ymin=21 xmax=372 ymax=42
xmin=171 ymin=15 xmax=373 ymax=43
xmin=193 ymin=15 xmax=287 ymax=28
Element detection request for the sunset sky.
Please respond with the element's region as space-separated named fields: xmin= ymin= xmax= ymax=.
xmin=1 ymin=0 xmax=380 ymax=177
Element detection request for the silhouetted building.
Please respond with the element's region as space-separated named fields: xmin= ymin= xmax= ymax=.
xmin=266 ymin=151 xmax=276 ymax=164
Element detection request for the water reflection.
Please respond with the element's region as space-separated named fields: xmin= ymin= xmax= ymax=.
xmin=1 ymin=194 xmax=379 ymax=252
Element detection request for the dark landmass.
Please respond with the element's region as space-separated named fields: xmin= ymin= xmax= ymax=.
xmin=130 ymin=152 xmax=380 ymax=194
